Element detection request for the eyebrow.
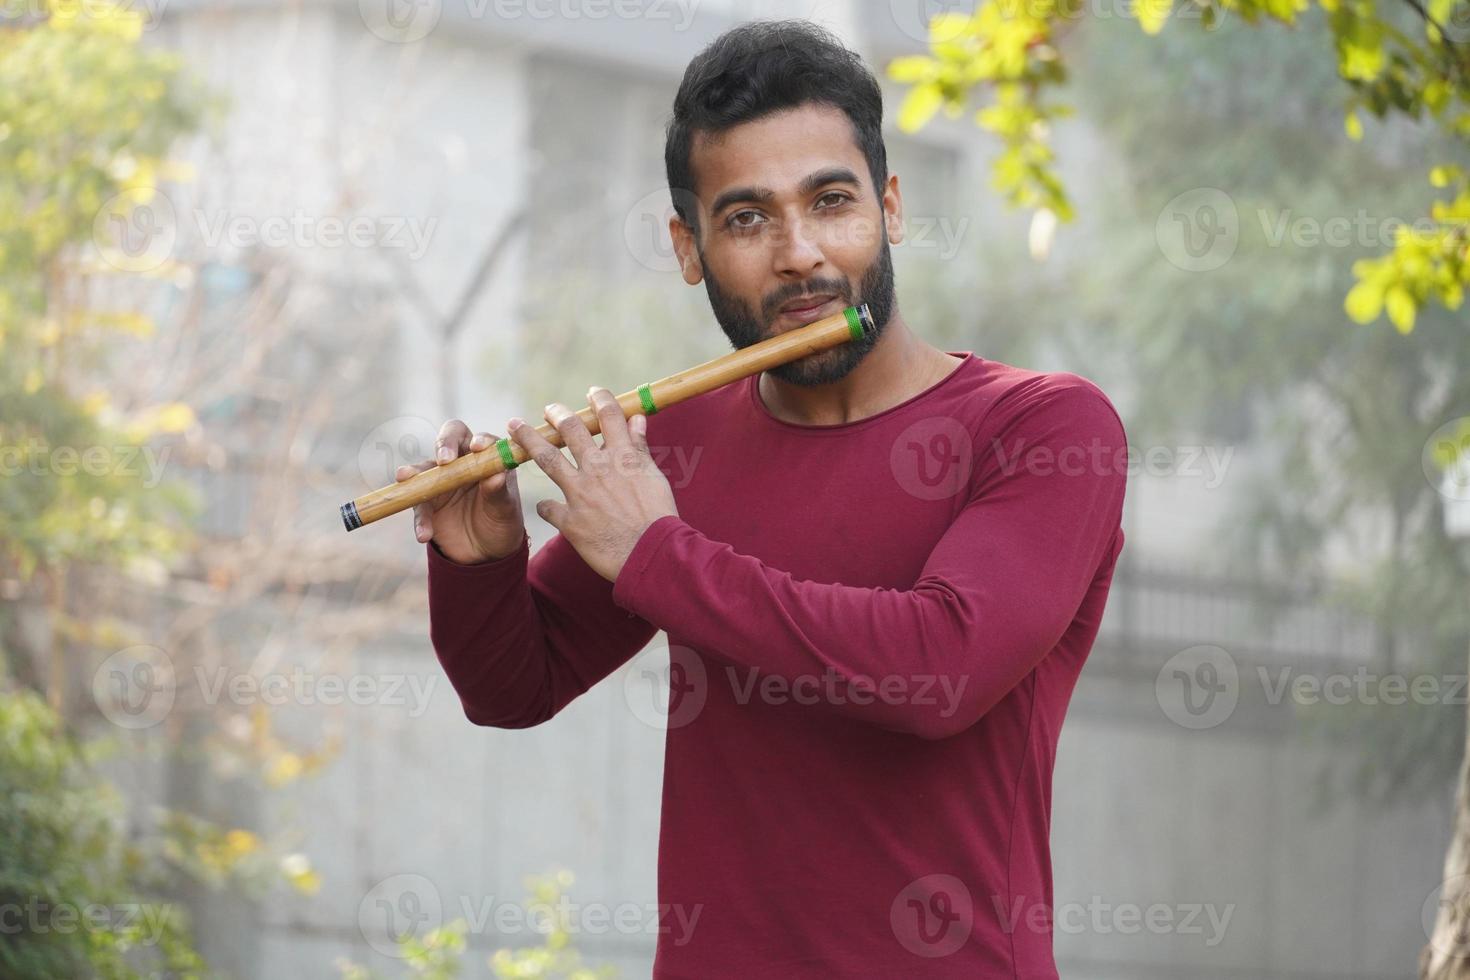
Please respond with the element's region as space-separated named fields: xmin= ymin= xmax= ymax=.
xmin=709 ymin=166 xmax=863 ymax=219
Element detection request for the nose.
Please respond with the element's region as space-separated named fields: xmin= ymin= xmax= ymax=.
xmin=771 ymin=212 xmax=826 ymax=281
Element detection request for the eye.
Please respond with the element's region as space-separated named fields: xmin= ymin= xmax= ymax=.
xmin=726 ymin=210 xmax=765 ymax=232
xmin=816 ymin=191 xmax=852 ymax=209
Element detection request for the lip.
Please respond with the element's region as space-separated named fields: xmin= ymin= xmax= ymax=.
xmin=776 ymin=295 xmax=841 ymax=325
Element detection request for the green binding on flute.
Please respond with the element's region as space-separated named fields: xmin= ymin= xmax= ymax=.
xmin=637 ymin=382 xmax=659 ymax=415
xmin=495 ymin=437 xmax=519 ymax=470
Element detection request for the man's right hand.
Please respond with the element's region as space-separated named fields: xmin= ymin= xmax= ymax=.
xmin=398 ymin=419 xmax=526 ymax=565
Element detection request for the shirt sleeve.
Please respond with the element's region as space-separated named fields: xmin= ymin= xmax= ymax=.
xmin=426 ymin=526 xmax=660 ymax=728
xmin=609 ymin=378 xmax=1129 ymax=740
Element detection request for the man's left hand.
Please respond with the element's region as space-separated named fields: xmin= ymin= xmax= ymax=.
xmin=509 ymin=387 xmax=679 ymax=583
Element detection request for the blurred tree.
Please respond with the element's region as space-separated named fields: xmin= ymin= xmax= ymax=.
xmin=335 ymin=869 xmax=618 ymax=980
xmin=885 ymin=0 xmax=1469 ymax=333
xmin=0 ymin=2 xmax=358 ymax=972
xmin=0 ymin=685 xmax=206 ymax=976
xmin=889 ymin=4 xmax=1470 ymax=974
xmin=0 ymin=0 xmax=207 ymax=695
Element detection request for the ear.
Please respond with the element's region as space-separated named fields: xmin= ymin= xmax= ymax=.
xmin=669 ymin=214 xmax=704 ymax=285
xmin=881 ymin=173 xmax=904 ymax=246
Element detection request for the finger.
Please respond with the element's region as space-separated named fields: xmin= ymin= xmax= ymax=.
xmin=509 ymin=417 xmax=573 ymax=489
xmin=543 ymin=401 xmax=597 ymax=464
xmin=587 ymin=387 xmax=631 ymax=453
xmin=629 ymin=412 xmax=650 ymax=453
xmin=467 ymin=432 xmax=511 ymax=492
xmin=399 ymin=458 xmax=445 ymax=539
xmin=397 ymin=460 xmax=436 ymax=481
xmin=435 ymin=419 xmax=472 ymax=464
xmin=535 ymin=497 xmax=568 ymax=529
xmin=412 ymin=491 xmax=433 ymax=541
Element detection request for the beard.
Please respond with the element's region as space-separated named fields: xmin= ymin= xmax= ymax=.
xmin=700 ymin=235 xmax=896 ymax=387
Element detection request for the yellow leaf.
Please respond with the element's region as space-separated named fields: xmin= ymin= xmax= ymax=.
xmin=1385 ymin=285 xmax=1416 ymax=332
xmin=267 ymin=752 xmax=304 ymax=786
xmin=86 ymin=312 xmax=156 ymax=337
xmin=81 ymin=391 xmax=111 ymax=417
xmin=159 ymin=159 xmax=198 ymax=182
xmin=1425 ymin=79 xmax=1451 ymax=113
xmin=154 ymin=402 xmax=196 ymax=433
xmin=1430 ymin=164 xmax=1462 ymax=188
xmin=886 ymin=56 xmax=936 ymax=84
xmin=929 ymin=12 xmax=974 ymax=43
xmin=1137 ymin=0 xmax=1173 ymax=33
xmin=1344 ymin=281 xmax=1383 ymax=323
xmin=289 ymin=870 xmax=322 ymax=895
xmin=1340 ymin=37 xmax=1385 ymax=81
xmin=280 ymin=853 xmax=321 ymax=894
xmin=225 ymin=829 xmax=260 ymax=857
xmin=1344 ymin=111 xmax=1363 ymax=141
xmin=898 ymin=84 xmax=944 ymax=133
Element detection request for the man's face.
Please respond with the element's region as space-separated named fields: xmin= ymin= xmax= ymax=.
xmin=670 ymin=102 xmax=902 ymax=386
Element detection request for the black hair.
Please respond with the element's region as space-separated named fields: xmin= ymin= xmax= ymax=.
xmin=663 ymin=19 xmax=888 ymax=239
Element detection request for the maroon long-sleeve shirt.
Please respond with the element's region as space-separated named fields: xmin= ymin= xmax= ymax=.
xmin=425 ymin=349 xmax=1128 ymax=978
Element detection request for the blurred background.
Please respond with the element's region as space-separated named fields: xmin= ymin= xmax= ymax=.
xmin=4 ymin=0 xmax=1470 ymax=976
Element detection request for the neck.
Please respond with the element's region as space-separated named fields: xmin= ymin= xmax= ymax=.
xmin=757 ymin=309 xmax=964 ymax=426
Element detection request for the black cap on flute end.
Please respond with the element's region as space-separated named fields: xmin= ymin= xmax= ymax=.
xmin=855 ymin=302 xmax=875 ymax=337
xmin=341 ymin=501 xmax=362 ymax=532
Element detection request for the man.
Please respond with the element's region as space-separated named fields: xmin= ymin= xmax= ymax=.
xmin=400 ymin=18 xmax=1128 ymax=979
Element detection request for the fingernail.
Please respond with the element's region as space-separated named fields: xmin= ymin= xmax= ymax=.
xmin=508 ymin=417 xmax=523 ymax=430
xmin=438 ymin=447 xmax=452 ymax=462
